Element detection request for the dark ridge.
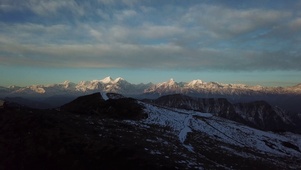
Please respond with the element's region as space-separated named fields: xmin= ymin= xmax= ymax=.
xmin=100 ymin=98 xmax=147 ymax=120
xmin=60 ymin=93 xmax=105 ymax=114
xmin=61 ymin=93 xmax=147 ymax=120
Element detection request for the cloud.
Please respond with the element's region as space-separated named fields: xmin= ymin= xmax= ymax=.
xmin=114 ymin=9 xmax=137 ymax=21
xmin=8 ymin=0 xmax=84 ymax=17
xmin=1 ymin=41 xmax=300 ymax=71
xmin=288 ymin=18 xmax=301 ymax=31
xmin=139 ymin=24 xmax=184 ymax=39
xmin=0 ymin=1 xmax=300 ymax=71
xmin=181 ymin=5 xmax=292 ymax=39
xmin=97 ymin=0 xmax=139 ymax=6
xmin=0 ymin=22 xmax=73 ymax=44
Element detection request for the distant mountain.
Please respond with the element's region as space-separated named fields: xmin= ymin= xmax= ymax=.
xmin=143 ymin=79 xmax=301 ymax=114
xmin=145 ymin=78 xmax=181 ymax=94
xmin=2 ymin=76 xmax=152 ymax=97
xmin=1 ymin=77 xmax=301 ymax=112
xmin=144 ymin=78 xmax=301 ymax=96
xmin=2 ymin=77 xmax=301 ymax=98
xmin=144 ymin=94 xmax=301 ymax=133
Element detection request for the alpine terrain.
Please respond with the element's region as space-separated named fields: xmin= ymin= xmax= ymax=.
xmin=1 ymin=92 xmax=301 ymax=169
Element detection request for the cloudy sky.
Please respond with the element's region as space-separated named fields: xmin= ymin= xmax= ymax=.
xmin=0 ymin=0 xmax=301 ymax=86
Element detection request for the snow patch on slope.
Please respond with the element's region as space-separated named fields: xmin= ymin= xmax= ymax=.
xmin=140 ymin=102 xmax=301 ymax=158
xmin=101 ymin=92 xmax=109 ymax=101
xmin=179 ymin=114 xmax=192 ymax=144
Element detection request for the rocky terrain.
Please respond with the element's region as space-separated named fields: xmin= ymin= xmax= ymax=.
xmin=1 ymin=93 xmax=301 ymax=169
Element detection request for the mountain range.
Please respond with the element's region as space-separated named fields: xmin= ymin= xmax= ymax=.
xmin=0 ymin=77 xmax=150 ymax=97
xmin=1 ymin=76 xmax=301 ymax=97
xmin=1 ymin=76 xmax=301 ymax=113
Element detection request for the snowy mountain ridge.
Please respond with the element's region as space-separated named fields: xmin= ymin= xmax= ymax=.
xmin=1 ymin=76 xmax=146 ymax=96
xmin=1 ymin=77 xmax=301 ymax=97
xmin=1 ymin=77 xmax=301 ymax=114
xmin=144 ymin=79 xmax=301 ymax=95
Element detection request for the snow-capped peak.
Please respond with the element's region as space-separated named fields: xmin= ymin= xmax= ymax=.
xmin=157 ymin=78 xmax=179 ymax=89
xmin=113 ymin=77 xmax=125 ymax=83
xmin=101 ymin=76 xmax=114 ymax=84
xmin=99 ymin=76 xmax=125 ymax=84
xmin=166 ymin=78 xmax=176 ymax=85
xmin=61 ymin=80 xmax=75 ymax=89
xmin=155 ymin=78 xmax=178 ymax=88
xmin=187 ymin=79 xmax=204 ymax=87
xmin=62 ymin=80 xmax=70 ymax=85
xmin=29 ymin=85 xmax=45 ymax=94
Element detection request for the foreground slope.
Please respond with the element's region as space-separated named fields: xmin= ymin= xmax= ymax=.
xmin=1 ymin=93 xmax=301 ymax=169
xmin=137 ymin=103 xmax=301 ymax=169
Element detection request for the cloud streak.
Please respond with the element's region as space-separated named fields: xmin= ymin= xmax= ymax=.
xmin=1 ymin=42 xmax=300 ymax=71
xmin=0 ymin=0 xmax=300 ymax=71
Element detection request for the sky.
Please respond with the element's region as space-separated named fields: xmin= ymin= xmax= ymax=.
xmin=0 ymin=0 xmax=301 ymax=87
